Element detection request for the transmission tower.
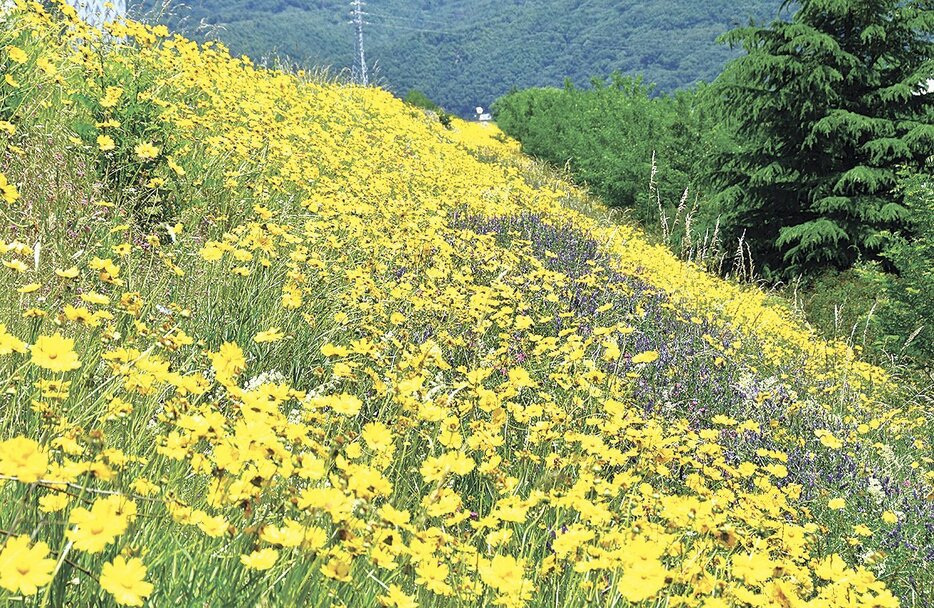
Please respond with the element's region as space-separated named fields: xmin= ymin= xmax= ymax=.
xmin=350 ymin=0 xmax=368 ymax=86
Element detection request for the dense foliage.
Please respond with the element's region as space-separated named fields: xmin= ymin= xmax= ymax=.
xmin=707 ymin=0 xmax=934 ymax=276
xmin=879 ymin=170 xmax=934 ymax=363
xmin=791 ymin=170 xmax=934 ymax=369
xmin=493 ymin=77 xmax=713 ymax=227
xmin=403 ymin=89 xmax=440 ymax=113
xmin=132 ymin=0 xmax=784 ymax=116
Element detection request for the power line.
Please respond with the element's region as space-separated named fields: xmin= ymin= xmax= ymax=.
xmin=346 ymin=2 xmax=455 ymax=81
xmin=366 ymin=18 xmax=451 ymax=35
xmin=364 ymin=9 xmax=450 ymax=27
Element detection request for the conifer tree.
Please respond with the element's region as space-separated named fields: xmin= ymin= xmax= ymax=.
xmin=708 ymin=0 xmax=933 ymax=276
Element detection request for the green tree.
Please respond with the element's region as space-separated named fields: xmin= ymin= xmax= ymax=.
xmin=707 ymin=0 xmax=933 ymax=277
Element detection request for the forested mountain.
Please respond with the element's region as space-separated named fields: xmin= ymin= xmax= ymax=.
xmin=131 ymin=0 xmax=784 ymax=115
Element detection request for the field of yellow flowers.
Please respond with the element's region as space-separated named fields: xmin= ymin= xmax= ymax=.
xmin=0 ymin=2 xmax=932 ymax=606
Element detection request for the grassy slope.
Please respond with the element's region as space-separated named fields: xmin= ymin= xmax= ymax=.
xmin=0 ymin=4 xmax=931 ymax=607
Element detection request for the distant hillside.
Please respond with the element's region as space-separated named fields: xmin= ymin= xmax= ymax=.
xmin=132 ymin=0 xmax=785 ymax=115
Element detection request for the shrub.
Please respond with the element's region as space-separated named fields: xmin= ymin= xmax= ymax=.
xmin=403 ymin=88 xmax=440 ymax=112
xmin=790 ymin=265 xmax=889 ymax=359
xmin=880 ymin=170 xmax=934 ymax=365
xmin=493 ymin=75 xmax=713 ymax=230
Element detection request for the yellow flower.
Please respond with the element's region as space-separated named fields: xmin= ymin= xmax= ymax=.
xmin=828 ymin=497 xmax=846 ymax=510
xmin=67 ymin=497 xmax=136 ymax=553
xmin=731 ymin=550 xmax=774 ymax=586
xmin=99 ymin=86 xmax=124 ymax=108
xmin=631 ymin=350 xmax=659 ymax=365
xmin=0 ymin=436 xmax=49 ymax=483
xmin=0 ymin=173 xmax=19 ymax=203
xmin=99 ymin=556 xmax=154 ymax=606
xmin=711 ymin=414 xmax=737 ymax=426
xmin=134 ymin=141 xmax=160 ymax=160
xmin=0 ymin=324 xmax=28 ymax=355
xmin=420 ymin=451 xmax=475 ymax=483
xmin=30 ymin=333 xmax=82 ymax=372
xmin=362 ymin=421 xmax=393 ymax=452
xmin=327 ymin=393 xmax=362 ymax=416
xmin=507 ymin=366 xmax=536 ymax=388
xmin=240 ymin=548 xmax=278 ymax=570
xmin=80 ymin=291 xmax=110 ymax=306
xmin=260 ymin=521 xmax=305 ymax=547
xmin=167 ymin=158 xmax=186 ymax=176
xmin=320 ymin=556 xmax=352 ymax=582
xmin=6 ymin=45 xmax=28 ymax=64
xmin=131 ymin=478 xmax=159 ymax=496
xmin=38 ymin=493 xmax=70 ymax=513
xmin=97 ymin=134 xmax=116 ymax=151
xmin=199 ymin=242 xmax=225 ymax=261
xmin=3 ymin=258 xmax=28 ymax=272
xmin=208 ymin=341 xmax=246 ymax=379
xmin=882 ymin=511 xmax=899 ymax=524
xmin=321 ymin=343 xmax=349 ymax=357
xmin=813 ymin=553 xmax=848 ymax=581
xmin=617 ymin=558 xmax=668 ymax=602
xmin=764 ymin=463 xmax=788 ymax=479
xmin=816 ymin=429 xmax=843 ymax=449
xmin=17 ymin=282 xmax=41 ymax=293
xmin=378 ymin=584 xmax=418 ymax=608
xmin=55 ymin=266 xmax=80 ymax=279
xmin=253 ymin=327 xmax=285 ymax=343
xmin=415 ymin=560 xmax=453 ymax=596
xmin=112 ymin=242 xmax=132 ymax=256
xmin=378 ymin=504 xmax=411 ymax=527
xmin=601 ymin=338 xmax=621 ymax=361
xmin=478 ymin=554 xmax=526 ymax=595
xmin=192 ymin=511 xmax=228 ymax=538
xmin=0 ymin=535 xmax=55 ymax=595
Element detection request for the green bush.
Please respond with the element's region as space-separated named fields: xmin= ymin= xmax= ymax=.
xmin=403 ymin=89 xmax=455 ymax=129
xmin=403 ymin=88 xmax=440 ymax=113
xmin=879 ymin=171 xmax=934 ymax=365
xmin=790 ymin=266 xmax=889 ymax=359
xmin=493 ymin=74 xmax=714 ymax=228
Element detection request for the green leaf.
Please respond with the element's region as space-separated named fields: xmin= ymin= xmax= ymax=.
xmin=778 ymin=218 xmax=850 ymax=263
xmin=833 ymin=166 xmax=894 ymax=194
